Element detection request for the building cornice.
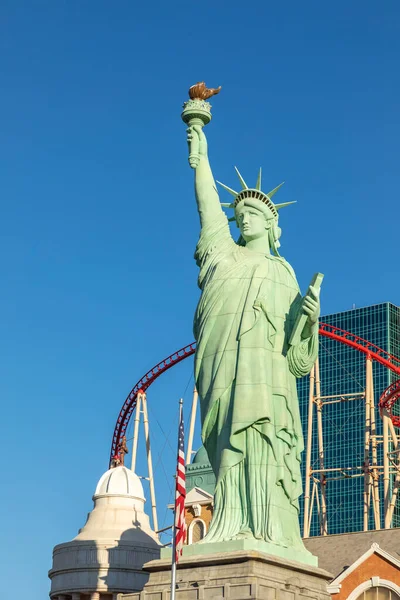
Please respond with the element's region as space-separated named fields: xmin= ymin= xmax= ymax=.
xmin=186 ymin=462 xmax=212 ymax=472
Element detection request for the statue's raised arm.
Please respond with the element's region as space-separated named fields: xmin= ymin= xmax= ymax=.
xmin=181 ymin=82 xmax=223 ymax=229
xmin=187 ymin=126 xmax=222 ymax=227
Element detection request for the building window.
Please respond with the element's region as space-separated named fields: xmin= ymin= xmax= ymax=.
xmin=188 ymin=519 xmax=206 ymax=544
xmin=357 ymin=587 xmax=400 ymax=600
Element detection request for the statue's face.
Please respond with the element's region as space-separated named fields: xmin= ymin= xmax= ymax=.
xmin=236 ymin=205 xmax=269 ymax=241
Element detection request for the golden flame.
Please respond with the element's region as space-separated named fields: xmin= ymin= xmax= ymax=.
xmin=189 ymin=81 xmax=222 ymax=101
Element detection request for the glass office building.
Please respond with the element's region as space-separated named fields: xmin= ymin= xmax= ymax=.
xmin=298 ymin=302 xmax=400 ymax=536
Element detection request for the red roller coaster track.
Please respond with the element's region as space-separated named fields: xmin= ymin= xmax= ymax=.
xmin=379 ymin=380 xmax=400 ymax=428
xmin=109 ymin=323 xmax=400 ymax=466
xmin=110 ymin=343 xmax=196 ymax=466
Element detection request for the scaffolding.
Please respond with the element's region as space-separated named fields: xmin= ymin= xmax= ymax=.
xmin=130 ymin=391 xmax=159 ymax=533
xmin=303 ymin=357 xmax=400 ymax=537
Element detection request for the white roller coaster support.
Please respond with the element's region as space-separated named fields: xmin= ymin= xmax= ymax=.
xmin=383 ymin=407 xmax=390 ymax=528
xmin=303 ymin=363 xmax=315 ymax=538
xmin=369 ymin=359 xmax=381 ymax=530
xmin=315 ymin=358 xmax=328 ymax=535
xmin=387 ymin=466 xmax=400 ymax=527
xmin=364 ymin=357 xmax=372 ymax=531
xmin=186 ymin=386 xmax=198 ymax=465
xmin=308 ymin=480 xmax=317 ymax=534
xmin=388 ymin=417 xmax=399 ymax=449
xmin=387 ymin=416 xmax=400 ymax=526
xmin=131 ymin=392 xmax=142 ymax=471
xmin=141 ymin=392 xmax=159 ymax=533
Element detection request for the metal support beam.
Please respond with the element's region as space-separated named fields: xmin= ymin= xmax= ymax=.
xmin=303 ymin=363 xmax=315 ymax=538
xmin=186 ymin=386 xmax=198 ymax=465
xmin=131 ymin=392 xmax=142 ymax=471
xmin=383 ymin=408 xmax=390 ymax=528
xmin=364 ymin=357 xmax=372 ymax=531
xmin=315 ymin=358 xmax=327 ymax=535
xmin=142 ymin=392 xmax=159 ymax=533
xmin=369 ymin=358 xmax=381 ymax=529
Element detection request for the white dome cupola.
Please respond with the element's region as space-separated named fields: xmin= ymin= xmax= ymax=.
xmin=49 ymin=466 xmax=160 ymax=600
xmin=95 ymin=465 xmax=145 ymax=500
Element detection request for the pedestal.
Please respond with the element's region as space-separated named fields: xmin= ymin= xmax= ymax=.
xmin=120 ymin=549 xmax=332 ymax=600
xmin=177 ymin=538 xmax=317 ymax=567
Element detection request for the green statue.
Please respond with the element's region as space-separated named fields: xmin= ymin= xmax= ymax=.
xmin=182 ymin=85 xmax=321 ymax=555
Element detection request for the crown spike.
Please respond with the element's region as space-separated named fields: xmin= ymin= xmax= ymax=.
xmin=234 ymin=166 xmax=248 ymax=190
xmin=221 ymin=202 xmax=234 ymax=208
xmin=255 ymin=168 xmax=262 ymax=191
xmin=266 ymin=182 xmax=285 ymax=198
xmin=216 ymin=181 xmax=238 ymax=197
xmin=275 ymin=201 xmax=297 ymax=210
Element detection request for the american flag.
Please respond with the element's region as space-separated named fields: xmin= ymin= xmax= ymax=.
xmin=173 ymin=404 xmax=186 ymax=563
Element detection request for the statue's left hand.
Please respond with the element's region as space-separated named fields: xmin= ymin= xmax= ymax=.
xmin=301 ymin=285 xmax=320 ymax=338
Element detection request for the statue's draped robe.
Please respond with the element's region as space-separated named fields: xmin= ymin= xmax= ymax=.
xmin=194 ymin=213 xmax=318 ymax=547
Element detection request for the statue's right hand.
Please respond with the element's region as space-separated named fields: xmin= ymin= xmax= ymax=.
xmin=187 ymin=125 xmax=208 ymax=160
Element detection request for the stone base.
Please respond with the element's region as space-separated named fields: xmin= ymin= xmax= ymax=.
xmin=119 ymin=549 xmax=332 ymax=600
xmin=162 ymin=539 xmax=317 ymax=567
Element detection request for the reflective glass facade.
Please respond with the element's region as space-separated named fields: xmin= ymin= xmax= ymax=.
xmin=298 ymin=302 xmax=400 ymax=536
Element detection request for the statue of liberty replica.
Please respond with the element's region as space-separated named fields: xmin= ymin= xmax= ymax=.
xmin=182 ymin=83 xmax=322 ymax=564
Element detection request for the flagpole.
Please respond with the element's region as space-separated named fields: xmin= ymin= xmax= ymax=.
xmin=171 ymin=398 xmax=183 ymax=600
xmin=171 ymin=536 xmax=177 ymax=600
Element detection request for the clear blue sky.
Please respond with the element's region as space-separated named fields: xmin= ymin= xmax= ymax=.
xmin=1 ymin=2 xmax=399 ymax=597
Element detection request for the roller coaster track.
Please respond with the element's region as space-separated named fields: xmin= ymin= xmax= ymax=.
xmin=109 ymin=323 xmax=400 ymax=466
xmin=110 ymin=343 xmax=196 ymax=466
xmin=379 ymin=380 xmax=400 ymax=428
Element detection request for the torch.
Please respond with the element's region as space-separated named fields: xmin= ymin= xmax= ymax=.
xmin=181 ymin=82 xmax=221 ymax=169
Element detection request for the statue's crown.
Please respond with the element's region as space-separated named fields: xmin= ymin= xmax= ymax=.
xmin=217 ymin=168 xmax=295 ymax=221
